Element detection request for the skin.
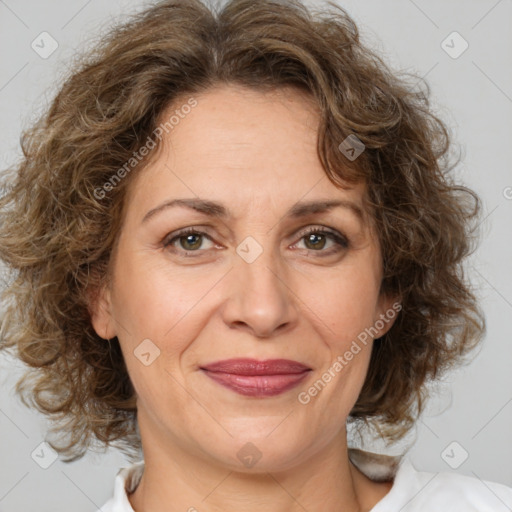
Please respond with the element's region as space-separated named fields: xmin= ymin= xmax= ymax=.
xmin=91 ymin=83 xmax=398 ymax=512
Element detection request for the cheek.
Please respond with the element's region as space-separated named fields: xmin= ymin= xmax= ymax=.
xmin=301 ymin=262 xmax=382 ymax=344
xmin=110 ymin=248 xmax=212 ymax=341
xmin=109 ymin=249 xmax=224 ymax=400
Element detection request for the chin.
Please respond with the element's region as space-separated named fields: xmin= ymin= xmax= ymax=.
xmin=198 ymin=429 xmax=316 ymax=474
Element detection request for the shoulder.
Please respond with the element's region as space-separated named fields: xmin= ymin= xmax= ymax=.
xmin=100 ymin=461 xmax=144 ymax=512
xmin=374 ymin=456 xmax=512 ymax=511
xmin=348 ymin=448 xmax=512 ymax=511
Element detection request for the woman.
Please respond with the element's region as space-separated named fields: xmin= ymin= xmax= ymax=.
xmin=1 ymin=0 xmax=510 ymax=510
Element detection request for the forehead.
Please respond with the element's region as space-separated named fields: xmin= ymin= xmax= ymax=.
xmin=125 ymin=84 xmax=369 ymax=224
xmin=166 ymin=83 xmax=321 ymax=164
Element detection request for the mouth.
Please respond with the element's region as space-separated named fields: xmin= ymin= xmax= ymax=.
xmin=200 ymin=358 xmax=312 ymax=397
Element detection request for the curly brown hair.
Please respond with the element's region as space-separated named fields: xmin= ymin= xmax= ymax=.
xmin=0 ymin=0 xmax=485 ymax=462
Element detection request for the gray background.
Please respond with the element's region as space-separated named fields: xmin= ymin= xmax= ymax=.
xmin=0 ymin=0 xmax=511 ymax=510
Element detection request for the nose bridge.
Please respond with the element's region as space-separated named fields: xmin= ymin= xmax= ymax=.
xmin=222 ymin=234 xmax=296 ymax=337
xmin=239 ymin=238 xmax=283 ymax=294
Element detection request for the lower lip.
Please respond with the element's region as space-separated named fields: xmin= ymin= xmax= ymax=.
xmin=201 ymin=370 xmax=310 ymax=397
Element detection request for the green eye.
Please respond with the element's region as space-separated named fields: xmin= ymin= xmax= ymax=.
xmin=163 ymin=226 xmax=349 ymax=258
xmin=303 ymin=232 xmax=327 ymax=250
xmin=178 ymin=233 xmax=204 ymax=251
xmin=164 ymin=228 xmax=213 ymax=253
xmin=295 ymin=228 xmax=349 ymax=254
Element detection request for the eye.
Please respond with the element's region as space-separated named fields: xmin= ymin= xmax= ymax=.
xmin=162 ymin=225 xmax=349 ymax=258
xmin=293 ymin=226 xmax=349 ymax=255
xmin=163 ymin=227 xmax=215 ymax=256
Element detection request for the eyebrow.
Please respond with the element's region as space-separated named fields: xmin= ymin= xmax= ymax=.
xmin=141 ymin=197 xmax=364 ymax=224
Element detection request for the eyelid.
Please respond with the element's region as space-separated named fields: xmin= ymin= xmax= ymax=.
xmin=295 ymin=225 xmax=347 ymax=242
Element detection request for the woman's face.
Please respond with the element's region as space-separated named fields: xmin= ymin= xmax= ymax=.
xmin=91 ymin=84 xmax=398 ymax=472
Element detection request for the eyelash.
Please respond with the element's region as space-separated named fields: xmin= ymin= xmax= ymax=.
xmin=162 ymin=226 xmax=349 ymax=258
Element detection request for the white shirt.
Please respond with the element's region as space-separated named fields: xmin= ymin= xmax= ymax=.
xmin=100 ymin=449 xmax=512 ymax=511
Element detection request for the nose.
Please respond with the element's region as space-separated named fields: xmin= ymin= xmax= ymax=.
xmin=220 ymin=245 xmax=298 ymax=339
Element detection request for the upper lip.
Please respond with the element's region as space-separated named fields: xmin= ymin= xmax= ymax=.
xmin=200 ymin=358 xmax=311 ymax=375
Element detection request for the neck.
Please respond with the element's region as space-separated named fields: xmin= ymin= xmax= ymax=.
xmin=129 ymin=411 xmax=389 ymax=512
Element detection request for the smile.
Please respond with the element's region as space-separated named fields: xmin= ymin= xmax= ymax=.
xmin=200 ymin=358 xmax=312 ymax=397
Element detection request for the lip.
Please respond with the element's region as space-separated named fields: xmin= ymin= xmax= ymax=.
xmin=200 ymin=358 xmax=311 ymax=397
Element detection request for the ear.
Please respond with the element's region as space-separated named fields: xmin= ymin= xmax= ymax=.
xmin=87 ymin=282 xmax=117 ymax=340
xmin=373 ymin=292 xmax=402 ymax=339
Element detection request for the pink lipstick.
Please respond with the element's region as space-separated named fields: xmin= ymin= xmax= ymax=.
xmin=200 ymin=358 xmax=311 ymax=397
